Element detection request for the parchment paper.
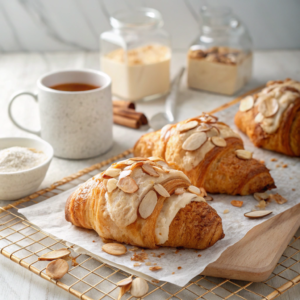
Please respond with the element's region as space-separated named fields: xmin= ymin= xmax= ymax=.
xmin=19 ymin=103 xmax=300 ymax=287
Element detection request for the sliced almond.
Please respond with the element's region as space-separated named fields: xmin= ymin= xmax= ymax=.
xmin=199 ymin=114 xmax=218 ymax=123
xmin=102 ymin=243 xmax=127 ymax=256
xmin=239 ymin=96 xmax=254 ymax=112
xmin=139 ymin=190 xmax=158 ymax=219
xmin=119 ymin=170 xmax=132 ymax=179
xmin=46 ymin=259 xmax=69 ymax=280
xmin=253 ymin=192 xmax=269 ymax=201
xmin=160 ymin=124 xmax=173 ymax=141
xmin=153 ymin=166 xmax=169 ymax=174
xmin=148 ymin=156 xmax=164 ymax=162
xmin=199 ymin=187 xmax=207 ymax=197
xmin=130 ymin=162 xmax=145 ymax=170
xmin=131 ymin=277 xmax=149 ymax=298
xmin=154 ymin=184 xmax=170 ymax=197
xmin=112 ymin=160 xmax=134 ymax=169
xmin=130 ymin=157 xmax=148 ymax=161
xmin=117 ymin=177 xmax=138 ymax=194
xmin=39 ymin=248 xmax=71 ymax=261
xmin=244 ymin=210 xmax=272 ymax=219
xmin=188 ymin=185 xmax=201 ymax=195
xmin=236 ymin=149 xmax=253 ymax=160
xmin=182 ymin=132 xmax=207 ymax=151
xmin=269 ymin=193 xmax=288 ymax=204
xmin=258 ymin=98 xmax=279 ymax=117
xmin=142 ymin=164 xmax=159 ymax=177
xmin=118 ymin=282 xmax=132 ymax=300
xmin=206 ymin=127 xmax=219 ymax=138
xmin=254 ymin=112 xmax=264 ymax=123
xmin=177 ymin=121 xmax=198 ymax=133
xmin=107 ymin=178 xmax=118 ymax=193
xmin=174 ymin=188 xmax=186 ymax=195
xmin=204 ymin=196 xmax=213 ymax=201
xmin=196 ymin=123 xmax=211 ymax=132
xmin=103 ymin=168 xmax=122 ymax=178
xmin=117 ymin=275 xmax=133 ymax=287
xmin=211 ymin=136 xmax=227 ymax=147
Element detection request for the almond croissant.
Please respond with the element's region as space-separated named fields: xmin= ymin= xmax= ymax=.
xmin=235 ymin=78 xmax=300 ymax=156
xmin=134 ymin=114 xmax=275 ymax=195
xmin=65 ymin=158 xmax=224 ymax=249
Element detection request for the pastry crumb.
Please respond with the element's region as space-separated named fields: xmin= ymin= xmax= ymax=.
xmin=131 ymin=252 xmax=148 ymax=262
xmin=260 ymin=160 xmax=265 ymax=164
xmin=256 ymin=200 xmax=267 ymax=209
xmin=198 ymin=254 xmax=202 ymax=257
xmin=149 ymin=266 xmax=162 ymax=271
xmin=92 ymin=240 xmax=95 ymax=243
xmin=231 ymin=200 xmax=243 ymax=207
xmin=129 ymin=247 xmax=139 ymax=252
xmin=270 ymin=158 xmax=278 ymax=162
xmin=133 ymin=263 xmax=141 ymax=267
xmin=178 ymin=266 xmax=182 ymax=270
xmin=269 ymin=193 xmax=288 ymax=204
xmin=152 ymin=280 xmax=160 ymax=283
xmin=223 ymin=209 xmax=230 ymax=214
xmin=292 ymin=188 xmax=295 ymax=191
xmin=282 ymin=164 xmax=288 ymax=168
xmin=172 ymin=272 xmax=175 ymax=274
xmin=145 ymin=262 xmax=151 ymax=266
xmin=276 ymin=164 xmax=280 ymax=168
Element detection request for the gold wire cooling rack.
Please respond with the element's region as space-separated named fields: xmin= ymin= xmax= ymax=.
xmin=1 ymin=148 xmax=300 ymax=300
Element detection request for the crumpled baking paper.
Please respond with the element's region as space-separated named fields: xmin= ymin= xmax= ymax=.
xmin=19 ymin=103 xmax=300 ymax=287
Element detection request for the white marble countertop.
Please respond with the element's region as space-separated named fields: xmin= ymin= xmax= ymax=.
xmin=0 ymin=50 xmax=300 ymax=300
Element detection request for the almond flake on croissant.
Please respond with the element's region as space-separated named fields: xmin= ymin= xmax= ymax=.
xmin=235 ymin=78 xmax=300 ymax=156
xmin=65 ymin=158 xmax=224 ymax=250
xmin=134 ymin=113 xmax=275 ymax=195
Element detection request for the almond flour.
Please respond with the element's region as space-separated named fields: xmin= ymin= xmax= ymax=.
xmin=0 ymin=146 xmax=47 ymax=173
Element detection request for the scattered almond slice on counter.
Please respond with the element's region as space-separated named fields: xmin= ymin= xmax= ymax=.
xmin=258 ymin=98 xmax=279 ymax=117
xmin=204 ymin=196 xmax=213 ymax=201
xmin=117 ymin=177 xmax=139 ymax=194
xmin=38 ymin=248 xmax=71 ymax=261
xmin=239 ymin=96 xmax=254 ymax=112
xmin=118 ymin=281 xmax=132 ymax=300
xmin=269 ymin=193 xmax=288 ymax=204
xmin=149 ymin=266 xmax=162 ymax=271
xmin=182 ymin=132 xmax=207 ymax=151
xmin=177 ymin=121 xmax=199 ymax=133
xmin=244 ymin=211 xmax=272 ymax=219
xmin=211 ymin=136 xmax=227 ymax=147
xmin=102 ymin=243 xmax=127 ymax=256
xmin=188 ymin=185 xmax=201 ymax=195
xmin=174 ymin=187 xmax=186 ymax=195
xmin=154 ymin=184 xmax=170 ymax=197
xmin=253 ymin=192 xmax=269 ymax=201
xmin=107 ymin=178 xmax=118 ymax=193
xmin=231 ymin=200 xmax=243 ymax=207
xmin=103 ymin=168 xmax=122 ymax=178
xmin=117 ymin=275 xmax=133 ymax=287
xmin=46 ymin=259 xmax=69 ymax=280
xmin=139 ymin=190 xmax=158 ymax=219
xmin=236 ymin=149 xmax=252 ymax=160
xmin=131 ymin=277 xmax=149 ymax=298
xmin=142 ymin=164 xmax=159 ymax=177
xmin=223 ymin=209 xmax=230 ymax=214
xmin=119 ymin=170 xmax=132 ymax=179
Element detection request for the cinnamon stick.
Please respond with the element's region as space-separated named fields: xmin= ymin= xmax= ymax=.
xmin=113 ymin=100 xmax=135 ymax=110
xmin=113 ymin=107 xmax=148 ymax=125
xmin=113 ymin=115 xmax=141 ymax=129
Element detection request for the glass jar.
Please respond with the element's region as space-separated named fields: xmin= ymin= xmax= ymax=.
xmin=100 ymin=8 xmax=171 ymax=102
xmin=187 ymin=5 xmax=253 ymax=95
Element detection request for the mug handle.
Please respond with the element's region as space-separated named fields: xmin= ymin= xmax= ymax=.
xmin=8 ymin=91 xmax=41 ymax=135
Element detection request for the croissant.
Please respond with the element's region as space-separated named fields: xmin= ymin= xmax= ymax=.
xmin=134 ymin=114 xmax=275 ymax=195
xmin=65 ymin=158 xmax=224 ymax=249
xmin=235 ymin=78 xmax=300 ymax=156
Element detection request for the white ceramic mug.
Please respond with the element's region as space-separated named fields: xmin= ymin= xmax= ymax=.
xmin=8 ymin=69 xmax=113 ymax=159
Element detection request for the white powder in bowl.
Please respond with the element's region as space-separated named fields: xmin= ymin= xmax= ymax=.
xmin=0 ymin=146 xmax=47 ymax=173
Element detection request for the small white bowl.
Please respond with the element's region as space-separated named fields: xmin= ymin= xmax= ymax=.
xmin=0 ymin=137 xmax=53 ymax=201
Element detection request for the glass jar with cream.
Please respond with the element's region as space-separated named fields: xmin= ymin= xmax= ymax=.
xmin=100 ymin=8 xmax=171 ymax=102
xmin=187 ymin=5 xmax=253 ymax=95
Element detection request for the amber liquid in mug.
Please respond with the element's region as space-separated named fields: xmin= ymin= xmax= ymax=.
xmin=50 ymin=83 xmax=100 ymax=92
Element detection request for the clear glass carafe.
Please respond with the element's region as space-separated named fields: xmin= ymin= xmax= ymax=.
xmin=187 ymin=5 xmax=253 ymax=95
xmin=100 ymin=8 xmax=171 ymax=102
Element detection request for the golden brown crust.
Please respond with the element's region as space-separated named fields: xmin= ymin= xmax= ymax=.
xmin=65 ymin=175 xmax=224 ymax=249
xmin=235 ymin=96 xmax=300 ymax=156
xmin=134 ymin=132 xmax=275 ymax=195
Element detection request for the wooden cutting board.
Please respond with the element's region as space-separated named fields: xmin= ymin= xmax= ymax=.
xmin=201 ymin=203 xmax=300 ymax=281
